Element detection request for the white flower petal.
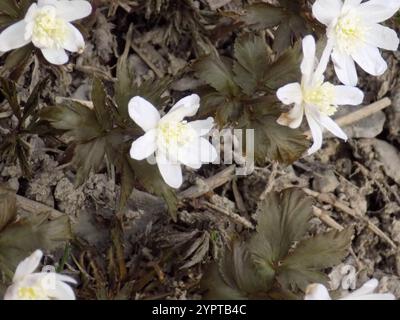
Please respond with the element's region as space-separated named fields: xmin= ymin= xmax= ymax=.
xmin=0 ymin=20 xmax=30 ymax=52
xmin=331 ymin=49 xmax=358 ymax=86
xmin=178 ymin=143 xmax=202 ymax=169
xmin=358 ymin=0 xmax=400 ymax=23
xmin=319 ymin=114 xmax=348 ymax=141
xmin=13 ymin=250 xmax=43 ymax=282
xmin=47 ymin=280 xmax=76 ymax=300
xmin=333 ymin=86 xmax=364 ymax=105
xmin=3 ymin=284 xmax=20 ymax=300
xmin=343 ymin=0 xmax=362 ymax=10
xmin=55 ymin=274 xmax=77 ymax=285
xmin=163 ymin=94 xmax=200 ymax=123
xmin=301 ymin=35 xmax=316 ymax=83
xmin=304 ymin=284 xmax=332 ymax=300
xmin=365 ymin=24 xmax=399 ymax=51
xmin=156 ymin=152 xmax=183 ymax=189
xmin=305 ymin=110 xmax=323 ymax=155
xmin=128 ymin=96 xmax=160 ymax=132
xmin=38 ymin=0 xmax=58 ymax=6
xmin=169 ymin=94 xmax=200 ymax=115
xmin=41 ymin=48 xmax=69 ymax=65
xmin=130 ymin=129 xmax=157 ymax=160
xmin=24 ymin=3 xmax=38 ymax=22
xmin=312 ymin=0 xmax=343 ymax=26
xmin=277 ymin=83 xmax=303 ymax=105
xmin=199 ymin=137 xmax=218 ymax=163
xmin=54 ymin=1 xmax=92 ymax=22
xmin=342 ymin=293 xmax=396 ymax=300
xmin=188 ymin=117 xmax=214 ymax=136
xmin=62 ymin=23 xmax=85 ymax=53
xmin=277 ymin=103 xmax=304 ymax=129
xmin=352 ymin=44 xmax=387 ymax=76
xmin=345 ymin=279 xmax=378 ymax=297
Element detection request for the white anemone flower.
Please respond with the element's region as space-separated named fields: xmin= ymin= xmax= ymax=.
xmin=128 ymin=94 xmax=218 ymax=189
xmin=313 ymin=0 xmax=400 ymax=86
xmin=276 ymin=35 xmax=364 ymax=155
xmin=0 ymin=0 xmax=92 ymax=65
xmin=305 ymin=279 xmax=396 ymax=300
xmin=4 ymin=250 xmax=77 ymax=300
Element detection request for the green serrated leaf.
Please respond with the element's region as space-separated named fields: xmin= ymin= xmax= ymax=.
xmin=73 ymin=137 xmax=107 ymax=187
xmin=22 ymin=78 xmax=47 ymax=124
xmin=202 ymin=241 xmax=269 ymax=299
xmin=40 ymin=102 xmax=103 ymax=142
xmin=0 ymin=0 xmax=19 ymax=18
xmin=249 ymin=189 xmax=313 ymax=280
xmin=92 ymin=77 xmax=113 ymax=131
xmin=263 ymin=44 xmax=301 ymax=91
xmin=0 ymin=13 xmax=15 ymax=27
xmin=128 ymin=157 xmax=178 ymax=221
xmin=2 ymin=44 xmax=33 ymax=81
xmin=241 ymin=3 xmax=285 ymax=29
xmin=0 ymin=213 xmax=71 ymax=276
xmin=0 ymin=77 xmax=20 ymax=120
xmin=278 ymin=228 xmax=353 ymax=291
xmin=233 ymin=33 xmax=269 ymax=95
xmin=239 ymin=98 xmax=308 ymax=165
xmin=0 ymin=186 xmax=17 ymax=232
xmin=194 ymin=54 xmax=240 ymax=97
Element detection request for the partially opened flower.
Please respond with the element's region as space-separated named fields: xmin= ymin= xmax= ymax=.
xmin=313 ymin=0 xmax=400 ymax=86
xmin=305 ymin=279 xmax=395 ymax=300
xmin=129 ymin=94 xmax=218 ymax=189
xmin=4 ymin=250 xmax=77 ymax=300
xmin=0 ymin=0 xmax=92 ymax=65
xmin=276 ymin=35 xmax=364 ymax=155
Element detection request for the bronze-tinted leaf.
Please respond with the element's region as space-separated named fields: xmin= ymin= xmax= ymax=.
xmin=233 ymin=33 xmax=269 ymax=95
xmin=0 ymin=213 xmax=71 ymax=276
xmin=239 ymin=98 xmax=308 ymax=165
xmin=92 ymin=77 xmax=113 ymax=131
xmin=73 ymin=137 xmax=107 ymax=187
xmin=0 ymin=186 xmax=17 ymax=231
xmin=0 ymin=77 xmax=20 ymax=120
xmin=241 ymin=3 xmax=285 ymax=29
xmin=202 ymin=241 xmax=268 ymax=299
xmin=128 ymin=157 xmax=178 ymax=221
xmin=249 ymin=189 xmax=313 ymax=279
xmin=263 ymin=44 xmax=301 ymax=91
xmin=193 ymin=54 xmax=240 ymax=97
xmin=40 ymin=102 xmax=103 ymax=142
xmin=3 ymin=44 xmax=33 ymax=81
xmin=0 ymin=0 xmax=19 ymax=18
xmin=278 ymin=228 xmax=353 ymax=291
xmin=22 ymin=78 xmax=47 ymax=124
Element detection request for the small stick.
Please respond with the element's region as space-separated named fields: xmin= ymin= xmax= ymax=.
xmin=232 ymin=179 xmax=247 ymax=214
xmin=304 ymin=98 xmax=392 ymax=138
xmin=259 ymin=161 xmax=279 ymax=200
xmin=313 ymin=206 xmax=343 ymax=231
xmin=313 ymin=206 xmax=362 ymax=268
xmin=179 ymin=165 xmax=236 ymax=199
xmin=303 ymin=188 xmax=397 ymax=249
xmin=201 ymin=200 xmax=255 ymax=229
xmin=130 ymin=43 xmax=164 ymax=78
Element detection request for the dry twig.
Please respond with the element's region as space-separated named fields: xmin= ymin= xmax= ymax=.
xmin=304 ymin=98 xmax=392 ymax=138
xmin=304 ymin=188 xmax=397 ymax=249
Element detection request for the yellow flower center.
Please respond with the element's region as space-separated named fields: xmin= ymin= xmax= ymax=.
xmin=158 ymin=121 xmax=195 ymax=147
xmin=32 ymin=7 xmax=69 ymax=49
xmin=18 ymin=286 xmax=46 ymax=300
xmin=334 ymin=14 xmax=366 ymax=54
xmin=303 ymin=83 xmax=337 ymax=116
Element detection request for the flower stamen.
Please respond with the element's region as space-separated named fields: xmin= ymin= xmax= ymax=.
xmin=31 ymin=7 xmax=69 ymax=49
